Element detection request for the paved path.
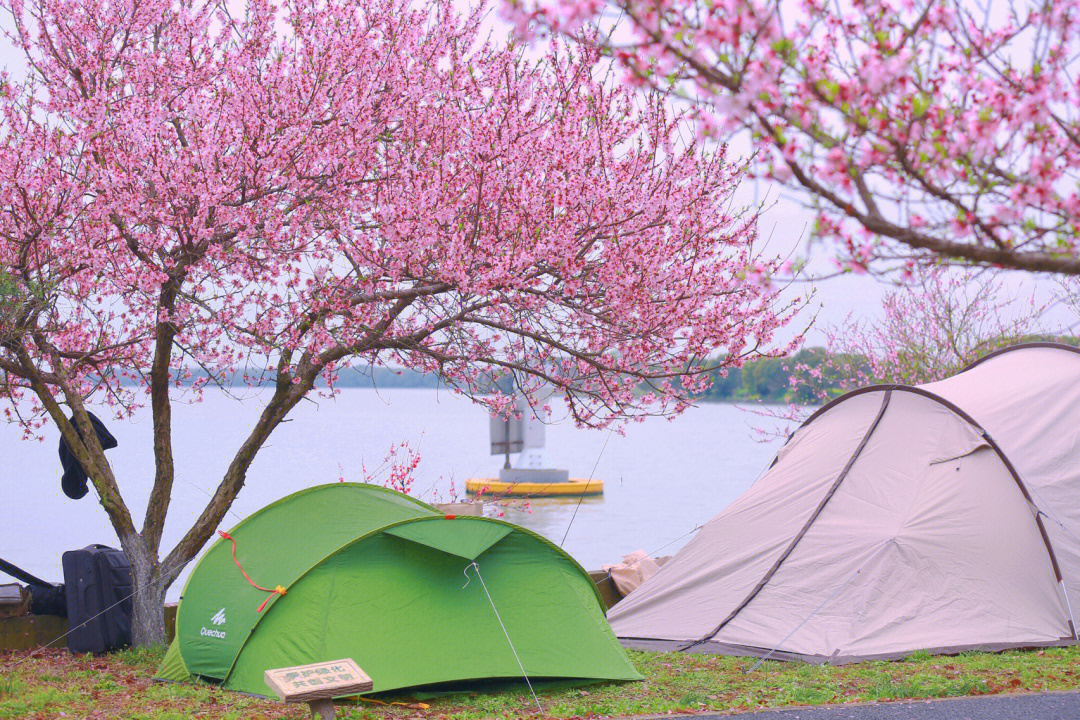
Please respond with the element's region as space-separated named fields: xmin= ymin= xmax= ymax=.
xmin=694 ymin=690 xmax=1080 ymax=719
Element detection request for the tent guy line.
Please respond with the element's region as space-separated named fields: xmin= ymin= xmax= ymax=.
xmin=687 ymin=390 xmax=895 ymax=654
xmin=464 ymin=562 xmax=543 ymax=713
xmin=561 ymin=427 xmax=614 ymax=547
xmin=157 ymin=483 xmax=641 ymax=696
xmin=745 ymin=541 xmax=888 ymax=673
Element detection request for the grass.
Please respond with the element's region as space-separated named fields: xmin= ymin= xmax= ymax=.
xmin=2 ymin=644 xmax=1080 ymax=719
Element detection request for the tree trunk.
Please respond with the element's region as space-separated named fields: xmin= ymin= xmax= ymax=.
xmin=131 ymin=577 xmax=167 ymax=647
xmin=121 ymin=532 xmax=168 ymax=646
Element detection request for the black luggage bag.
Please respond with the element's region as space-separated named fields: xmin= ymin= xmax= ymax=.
xmin=61 ymin=544 xmax=133 ymax=653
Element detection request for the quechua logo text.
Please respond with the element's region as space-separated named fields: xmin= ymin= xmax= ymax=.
xmin=201 ymin=608 xmax=227 ymax=639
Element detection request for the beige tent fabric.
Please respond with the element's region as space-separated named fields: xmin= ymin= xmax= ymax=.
xmin=602 ymin=551 xmax=662 ymax=596
xmin=716 ymin=391 xmax=1067 ymax=657
xmin=923 ymin=346 xmax=1080 ymax=621
xmin=610 ymin=345 xmax=1080 ymax=662
xmin=609 ymin=390 xmax=885 ymax=643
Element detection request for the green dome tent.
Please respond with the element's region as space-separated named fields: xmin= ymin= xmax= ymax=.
xmin=156 ymin=483 xmax=640 ymax=696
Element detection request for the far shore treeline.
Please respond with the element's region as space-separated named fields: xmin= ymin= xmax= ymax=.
xmin=133 ymin=338 xmax=1076 ymax=405
xmin=111 ymin=350 xmax=870 ymax=403
xmin=118 ymin=365 xmax=447 ymax=391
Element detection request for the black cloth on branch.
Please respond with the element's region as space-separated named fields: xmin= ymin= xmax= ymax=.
xmin=58 ymin=412 xmax=117 ymax=500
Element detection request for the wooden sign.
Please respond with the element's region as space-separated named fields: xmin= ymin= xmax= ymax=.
xmin=265 ymin=659 xmax=373 ymax=719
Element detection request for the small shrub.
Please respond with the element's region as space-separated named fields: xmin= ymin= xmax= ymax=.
xmin=870 ymin=677 xmax=924 ymax=700
xmin=678 ymin=691 xmax=706 ymax=705
xmin=0 ymin=676 xmax=22 ymax=699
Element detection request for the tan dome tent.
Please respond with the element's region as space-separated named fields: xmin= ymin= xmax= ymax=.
xmin=611 ymin=343 xmax=1080 ymax=663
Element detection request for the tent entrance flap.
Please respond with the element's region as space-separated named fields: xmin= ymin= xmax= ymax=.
xmin=384 ymin=518 xmax=513 ymax=560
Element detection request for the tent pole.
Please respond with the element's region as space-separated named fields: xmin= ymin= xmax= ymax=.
xmin=1029 ymin=504 xmax=1080 ymax=641
xmin=1061 ymin=580 xmax=1079 ymax=641
xmin=685 ymin=391 xmax=893 ymax=655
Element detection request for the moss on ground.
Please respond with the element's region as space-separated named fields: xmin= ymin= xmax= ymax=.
xmin=2 ymin=644 xmax=1080 ymax=719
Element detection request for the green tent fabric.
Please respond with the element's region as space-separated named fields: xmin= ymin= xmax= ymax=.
xmin=156 ymin=483 xmax=641 ymax=697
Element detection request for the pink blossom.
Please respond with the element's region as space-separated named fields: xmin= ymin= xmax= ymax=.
xmin=513 ymin=0 xmax=1080 ymax=275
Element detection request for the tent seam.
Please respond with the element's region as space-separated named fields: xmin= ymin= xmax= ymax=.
xmin=544 ymin=541 xmax=640 ymax=677
xmin=383 ymin=523 xmax=512 ymax=560
xmin=761 ymin=383 xmax=1074 ymax=648
xmin=793 ymin=386 xmax=1068 ymax=588
xmin=960 ymin=341 xmax=1080 ymax=373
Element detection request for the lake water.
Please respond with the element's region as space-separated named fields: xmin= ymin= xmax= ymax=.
xmin=0 ymin=388 xmax=786 ymax=600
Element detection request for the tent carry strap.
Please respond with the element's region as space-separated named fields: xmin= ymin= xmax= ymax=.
xmin=745 ymin=564 xmax=865 ymax=673
xmin=217 ymin=530 xmax=286 ymax=612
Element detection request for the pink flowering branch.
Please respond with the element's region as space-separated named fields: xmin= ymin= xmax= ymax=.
xmin=508 ymin=0 xmax=1080 ymax=275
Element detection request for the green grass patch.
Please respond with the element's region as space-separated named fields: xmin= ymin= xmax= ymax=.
xmin=1 ymin=644 xmax=1080 ymax=718
xmin=0 ymin=676 xmax=23 ymax=699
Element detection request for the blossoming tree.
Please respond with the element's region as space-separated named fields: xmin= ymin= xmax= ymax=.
xmin=0 ymin=0 xmax=798 ymax=643
xmin=508 ymin=0 xmax=1080 ymax=275
xmin=745 ymin=265 xmax=1052 ymax=439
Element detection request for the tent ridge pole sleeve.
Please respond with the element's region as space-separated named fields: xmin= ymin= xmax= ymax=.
xmin=939 ymin=387 xmax=1072 ymax=629
xmin=216 ymin=515 xmax=623 ymax=685
xmin=797 ymin=384 xmax=900 ymax=430
xmin=213 ymin=520 xmax=417 ymax=687
xmin=680 ymin=389 xmax=894 ymax=652
xmin=781 ymin=380 xmax=1069 ymax=600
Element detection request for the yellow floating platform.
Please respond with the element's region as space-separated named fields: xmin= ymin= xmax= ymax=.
xmin=465 ymin=478 xmax=603 ymax=497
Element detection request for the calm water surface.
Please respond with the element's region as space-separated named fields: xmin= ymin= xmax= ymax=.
xmin=0 ymin=388 xmax=786 ymax=599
